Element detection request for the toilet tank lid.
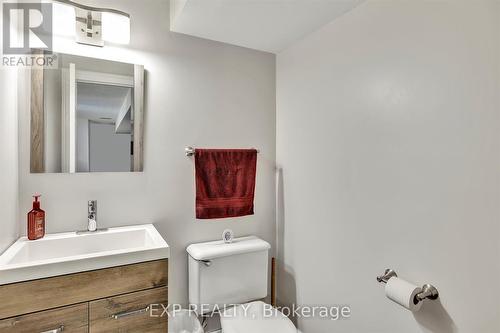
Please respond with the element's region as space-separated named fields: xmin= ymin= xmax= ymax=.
xmin=187 ymin=236 xmax=271 ymax=261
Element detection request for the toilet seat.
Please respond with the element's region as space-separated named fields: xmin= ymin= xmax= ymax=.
xmin=220 ymin=301 xmax=297 ymax=333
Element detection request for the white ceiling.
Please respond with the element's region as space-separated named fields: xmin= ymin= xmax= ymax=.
xmin=170 ymin=0 xmax=364 ymax=54
xmin=77 ymin=83 xmax=131 ymax=122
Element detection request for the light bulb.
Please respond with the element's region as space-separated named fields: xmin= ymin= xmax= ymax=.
xmin=102 ymin=12 xmax=130 ymax=45
xmin=52 ymin=2 xmax=76 ymax=38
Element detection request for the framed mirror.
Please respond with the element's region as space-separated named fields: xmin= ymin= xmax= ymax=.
xmin=30 ymin=53 xmax=144 ymax=173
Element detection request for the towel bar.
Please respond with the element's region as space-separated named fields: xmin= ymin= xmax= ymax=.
xmin=185 ymin=146 xmax=260 ymax=157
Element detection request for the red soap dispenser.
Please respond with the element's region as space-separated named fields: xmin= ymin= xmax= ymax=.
xmin=27 ymin=194 xmax=45 ymax=240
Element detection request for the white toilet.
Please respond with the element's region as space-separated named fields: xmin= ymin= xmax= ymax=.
xmin=187 ymin=236 xmax=297 ymax=333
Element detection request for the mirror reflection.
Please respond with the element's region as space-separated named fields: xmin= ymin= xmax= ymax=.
xmin=76 ymin=82 xmax=133 ymax=172
xmin=31 ymin=53 xmax=144 ymax=173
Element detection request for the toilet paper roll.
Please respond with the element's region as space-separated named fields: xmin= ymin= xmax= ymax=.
xmin=385 ymin=277 xmax=423 ymax=312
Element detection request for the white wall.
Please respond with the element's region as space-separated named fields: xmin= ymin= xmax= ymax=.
xmin=0 ymin=66 xmax=19 ymax=252
xmin=88 ymin=122 xmax=130 ymax=172
xmin=0 ymin=1 xmax=19 ymax=250
xmin=18 ymin=0 xmax=276 ymax=306
xmin=276 ymin=1 xmax=499 ymax=333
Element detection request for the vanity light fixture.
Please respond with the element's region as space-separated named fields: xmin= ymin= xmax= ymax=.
xmin=52 ymin=0 xmax=130 ymax=47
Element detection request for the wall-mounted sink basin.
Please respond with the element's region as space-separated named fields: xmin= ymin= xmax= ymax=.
xmin=0 ymin=224 xmax=169 ymax=285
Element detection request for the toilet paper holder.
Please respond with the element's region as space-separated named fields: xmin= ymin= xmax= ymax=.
xmin=376 ymin=269 xmax=398 ymax=283
xmin=377 ymin=269 xmax=439 ymax=302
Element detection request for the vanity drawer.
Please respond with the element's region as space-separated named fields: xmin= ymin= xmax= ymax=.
xmin=0 ymin=303 xmax=88 ymax=333
xmin=0 ymin=259 xmax=168 ymax=319
xmin=90 ymin=286 xmax=168 ymax=333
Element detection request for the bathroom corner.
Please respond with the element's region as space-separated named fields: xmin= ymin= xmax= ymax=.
xmin=0 ymin=63 xmax=18 ymax=254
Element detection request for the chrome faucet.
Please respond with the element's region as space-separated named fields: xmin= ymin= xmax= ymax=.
xmin=88 ymin=200 xmax=97 ymax=231
xmin=77 ymin=200 xmax=107 ymax=234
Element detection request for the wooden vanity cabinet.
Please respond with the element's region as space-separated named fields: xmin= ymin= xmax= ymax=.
xmin=0 ymin=259 xmax=168 ymax=333
xmin=90 ymin=287 xmax=168 ymax=333
xmin=0 ymin=304 xmax=88 ymax=333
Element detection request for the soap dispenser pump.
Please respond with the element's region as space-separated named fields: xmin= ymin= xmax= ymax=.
xmin=27 ymin=194 xmax=45 ymax=240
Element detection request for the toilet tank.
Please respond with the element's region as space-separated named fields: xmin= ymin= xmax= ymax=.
xmin=187 ymin=236 xmax=271 ymax=314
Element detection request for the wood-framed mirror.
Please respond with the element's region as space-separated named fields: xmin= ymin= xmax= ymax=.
xmin=30 ymin=52 xmax=144 ymax=173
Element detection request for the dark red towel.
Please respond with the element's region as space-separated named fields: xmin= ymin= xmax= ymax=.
xmin=195 ymin=149 xmax=257 ymax=219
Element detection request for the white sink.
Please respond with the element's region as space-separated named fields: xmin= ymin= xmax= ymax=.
xmin=0 ymin=224 xmax=169 ymax=285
